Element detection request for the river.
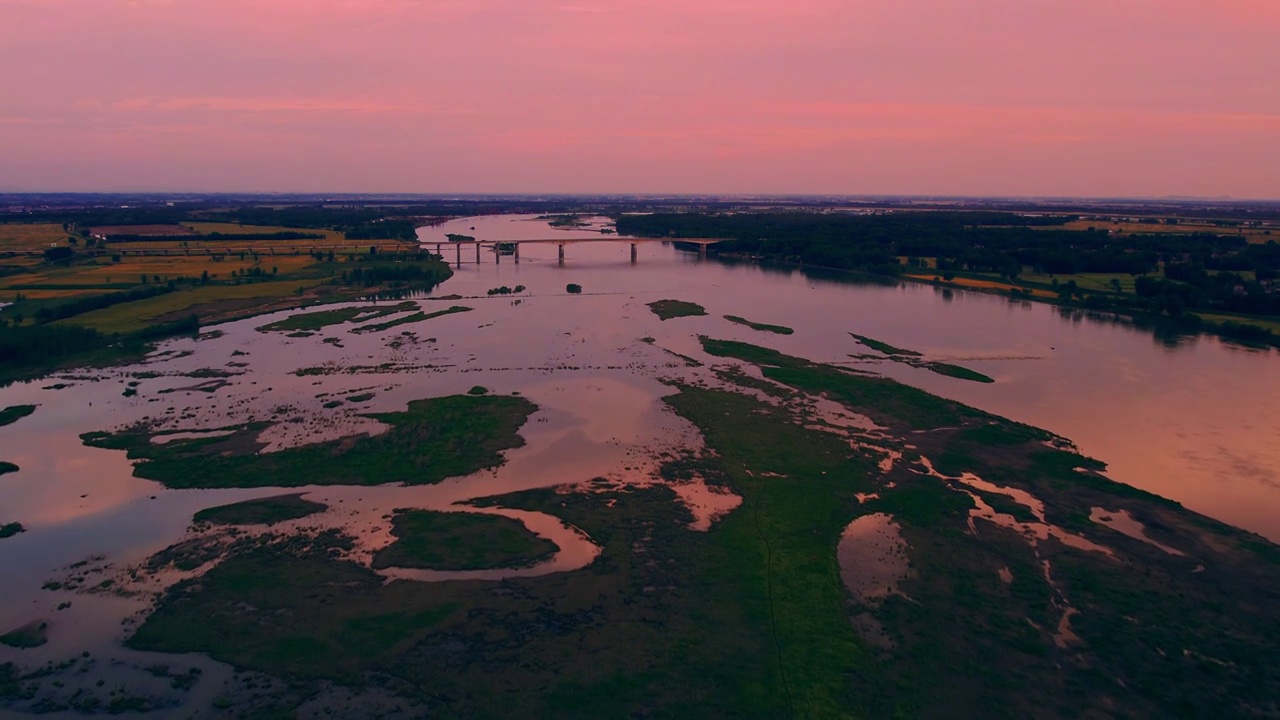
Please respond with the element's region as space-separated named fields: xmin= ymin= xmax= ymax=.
xmin=0 ymin=212 xmax=1276 ymax=713
xmin=421 ymin=214 xmax=1280 ymax=541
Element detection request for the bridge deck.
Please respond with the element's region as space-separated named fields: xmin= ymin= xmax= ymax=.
xmin=424 ymin=237 xmax=722 ymax=245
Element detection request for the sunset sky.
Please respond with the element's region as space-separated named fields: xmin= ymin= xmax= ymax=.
xmin=1 ymin=0 xmax=1277 ymax=197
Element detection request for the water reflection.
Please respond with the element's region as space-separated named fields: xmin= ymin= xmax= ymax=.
xmin=423 ymin=214 xmax=1279 ymax=541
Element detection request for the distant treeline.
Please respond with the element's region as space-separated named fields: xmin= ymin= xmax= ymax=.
xmin=0 ymin=313 xmax=197 ymax=384
xmin=1135 ymin=264 xmax=1280 ymax=317
xmin=0 ymin=324 xmax=106 ymax=371
xmin=619 ymin=211 xmax=1079 ymax=276
xmin=205 ymin=207 xmax=442 ymax=242
xmin=101 ymin=231 xmax=325 ymax=242
xmin=11 ymin=201 xmax=658 ymax=242
xmin=617 ymin=211 xmax=1280 ymax=319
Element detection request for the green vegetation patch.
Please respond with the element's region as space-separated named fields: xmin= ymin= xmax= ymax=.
xmin=702 ymin=335 xmax=1280 ymax=718
xmin=847 ymin=334 xmax=993 ymax=382
xmin=351 ymin=305 xmax=471 ymax=334
xmin=724 ymin=315 xmax=794 ymax=335
xmin=193 ymin=494 xmax=327 ymax=527
xmin=0 ymin=405 xmax=36 ymax=428
xmin=647 ymin=299 xmax=706 ymax=320
xmin=256 ymin=302 xmax=416 ymax=333
xmin=701 ymin=337 xmax=981 ymax=431
xmin=129 ymin=482 xmax=790 ymax=714
xmin=0 ymin=323 xmax=160 ymax=385
xmin=118 ymin=339 xmax=1280 ymax=717
xmin=81 ymin=394 xmax=537 ymax=489
xmin=914 ymin=360 xmax=995 ymax=383
xmin=372 ymin=510 xmax=557 ymax=571
xmin=0 ymin=620 xmax=47 ymax=649
xmin=0 ymin=462 xmax=17 ymax=476
xmin=0 ymin=522 xmax=24 ymax=539
xmin=848 ymin=333 xmax=921 ymax=356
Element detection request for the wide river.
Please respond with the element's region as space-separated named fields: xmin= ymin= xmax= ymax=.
xmin=0 ymin=213 xmax=1277 ymax=714
xmin=423 ymin=214 xmax=1280 ymax=541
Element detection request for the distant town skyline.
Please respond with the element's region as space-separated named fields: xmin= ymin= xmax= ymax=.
xmin=2 ymin=0 xmax=1277 ymax=198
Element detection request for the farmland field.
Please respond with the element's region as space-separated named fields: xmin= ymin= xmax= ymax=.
xmin=55 ymin=278 xmax=332 ymax=333
xmin=0 ymin=223 xmax=71 ymax=250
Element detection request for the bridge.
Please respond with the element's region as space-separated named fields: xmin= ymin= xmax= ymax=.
xmin=423 ymin=237 xmax=723 ymax=267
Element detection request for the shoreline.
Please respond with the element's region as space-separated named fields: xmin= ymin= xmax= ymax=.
xmin=704 ymin=249 xmax=1280 ymax=350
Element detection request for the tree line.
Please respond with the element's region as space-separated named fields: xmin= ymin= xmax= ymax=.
xmin=616 ymin=211 xmax=1280 ymax=319
xmin=98 ymin=231 xmax=325 ymax=242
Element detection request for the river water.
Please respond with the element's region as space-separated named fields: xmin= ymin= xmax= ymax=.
xmin=0 ymin=213 xmax=1277 ymax=714
xmin=420 ymin=214 xmax=1280 ymax=541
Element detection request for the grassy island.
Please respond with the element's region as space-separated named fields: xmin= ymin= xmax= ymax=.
xmin=0 ymin=405 xmax=37 ymax=428
xmin=193 ymin=494 xmax=327 ymax=527
xmin=724 ymin=315 xmax=794 ymax=335
xmin=647 ymin=299 xmax=707 ymax=320
xmin=81 ymin=394 xmax=537 ymax=489
xmin=372 ymin=510 xmax=557 ymax=571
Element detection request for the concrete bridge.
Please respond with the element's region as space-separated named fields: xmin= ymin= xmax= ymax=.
xmin=424 ymin=237 xmax=723 ymax=267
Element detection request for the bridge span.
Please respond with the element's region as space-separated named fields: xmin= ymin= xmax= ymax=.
xmin=423 ymin=237 xmax=723 ymax=267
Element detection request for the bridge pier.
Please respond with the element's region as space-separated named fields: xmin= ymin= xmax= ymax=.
xmin=455 ymin=243 xmax=461 ymax=268
xmin=475 ymin=243 xmax=481 ymax=264
xmin=558 ymin=243 xmax=565 ymax=266
xmin=630 ymin=242 xmax=637 ymax=264
xmin=699 ymin=243 xmax=707 ymax=261
xmin=514 ymin=243 xmax=520 ymax=264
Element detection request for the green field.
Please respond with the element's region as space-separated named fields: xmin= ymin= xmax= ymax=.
xmin=58 ymin=279 xmax=329 ymax=334
xmin=1017 ymin=271 xmax=1150 ymax=293
xmin=182 ymin=222 xmax=345 ymax=243
xmin=0 ymin=223 xmax=71 ymax=250
xmin=1195 ymin=311 xmax=1280 ymax=333
xmin=372 ymin=510 xmax=558 ymax=570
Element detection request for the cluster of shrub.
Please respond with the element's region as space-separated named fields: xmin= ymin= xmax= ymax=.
xmin=338 ymin=255 xmax=452 ymax=290
xmin=486 ymin=285 xmax=526 ymax=295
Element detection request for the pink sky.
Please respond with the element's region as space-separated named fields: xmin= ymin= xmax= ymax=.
xmin=1 ymin=0 xmax=1277 ymax=197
